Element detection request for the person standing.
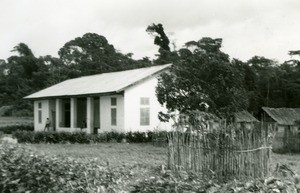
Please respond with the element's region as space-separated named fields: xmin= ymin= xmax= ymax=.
xmin=44 ymin=118 xmax=51 ymax=131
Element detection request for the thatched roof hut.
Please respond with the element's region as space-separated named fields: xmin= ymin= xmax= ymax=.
xmin=233 ymin=111 xmax=259 ymax=123
xmin=262 ymin=107 xmax=300 ymax=125
xmin=262 ymin=107 xmax=300 ymax=153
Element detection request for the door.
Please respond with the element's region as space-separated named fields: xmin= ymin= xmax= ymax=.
xmin=51 ymin=110 xmax=56 ymax=131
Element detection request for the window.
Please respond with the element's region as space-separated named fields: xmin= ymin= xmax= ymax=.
xmin=111 ymin=97 xmax=117 ymax=126
xmin=111 ymin=97 xmax=117 ymax=106
xmin=140 ymin=97 xmax=149 ymax=105
xmin=140 ymin=108 xmax=150 ymax=125
xmin=38 ymin=102 xmax=42 ymax=124
xmin=38 ymin=110 xmax=42 ymax=124
xmin=140 ymin=97 xmax=150 ymax=126
xmin=111 ymin=108 xmax=117 ymax=126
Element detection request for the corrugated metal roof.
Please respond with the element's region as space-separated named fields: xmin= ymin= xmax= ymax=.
xmin=25 ymin=64 xmax=172 ymax=99
xmin=234 ymin=111 xmax=259 ymax=123
xmin=262 ymin=107 xmax=300 ymax=125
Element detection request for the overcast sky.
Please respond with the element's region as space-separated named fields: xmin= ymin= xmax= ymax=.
xmin=1 ymin=0 xmax=300 ymax=63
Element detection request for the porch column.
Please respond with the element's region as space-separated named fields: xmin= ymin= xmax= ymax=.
xmin=55 ymin=99 xmax=62 ymax=130
xmin=71 ymin=98 xmax=77 ymax=130
xmin=86 ymin=97 xmax=94 ymax=134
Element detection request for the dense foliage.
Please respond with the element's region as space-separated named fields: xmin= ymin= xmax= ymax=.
xmin=156 ymin=38 xmax=249 ymax=118
xmin=145 ymin=23 xmax=300 ymax=118
xmin=0 ymin=33 xmax=151 ymax=116
xmin=12 ymin=130 xmax=167 ymax=144
xmin=58 ymin=33 xmax=150 ymax=76
xmin=0 ymin=144 xmax=129 ymax=192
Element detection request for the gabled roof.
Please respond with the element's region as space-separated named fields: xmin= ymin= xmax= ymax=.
xmin=234 ymin=111 xmax=259 ymax=123
xmin=25 ymin=64 xmax=171 ymax=99
xmin=262 ymin=107 xmax=300 ymax=125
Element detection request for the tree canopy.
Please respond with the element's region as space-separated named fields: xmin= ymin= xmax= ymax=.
xmin=58 ymin=33 xmax=149 ymax=76
xmin=156 ymin=37 xmax=249 ymax=118
xmin=146 ymin=23 xmax=178 ymax=64
xmin=0 ymin=33 xmax=151 ymax=115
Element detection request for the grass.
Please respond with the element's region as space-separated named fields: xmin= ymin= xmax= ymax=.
xmin=27 ymin=143 xmax=167 ymax=191
xmin=27 ymin=143 xmax=300 ymax=174
xmin=271 ymin=153 xmax=300 ymax=175
xmin=28 ymin=143 xmax=166 ymax=167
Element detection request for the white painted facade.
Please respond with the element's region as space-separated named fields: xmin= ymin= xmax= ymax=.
xmin=34 ymin=100 xmax=51 ymax=131
xmin=33 ymin=76 xmax=172 ymax=133
xmin=99 ymin=95 xmax=125 ymax=133
xmin=123 ymin=76 xmax=171 ymax=132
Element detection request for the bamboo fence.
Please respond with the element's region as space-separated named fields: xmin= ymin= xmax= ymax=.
xmin=167 ymin=122 xmax=276 ymax=181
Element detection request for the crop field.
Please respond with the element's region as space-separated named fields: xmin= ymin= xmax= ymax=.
xmin=28 ymin=143 xmax=300 ymax=177
xmin=27 ymin=143 xmax=167 ymax=190
xmin=0 ymin=117 xmax=33 ymax=127
xmin=1 ymin=143 xmax=300 ymax=192
xmin=29 ymin=143 xmax=166 ymax=167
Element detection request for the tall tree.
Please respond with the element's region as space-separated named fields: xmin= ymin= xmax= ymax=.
xmin=0 ymin=43 xmax=46 ymax=115
xmin=58 ymin=33 xmax=144 ymax=76
xmin=146 ymin=23 xmax=178 ymax=64
xmin=156 ymin=37 xmax=249 ymax=118
xmin=9 ymin=43 xmax=38 ymax=78
xmin=146 ymin=23 xmax=170 ymax=52
xmin=280 ymin=50 xmax=300 ymax=107
xmin=247 ymin=56 xmax=287 ymax=108
xmin=238 ymin=60 xmax=262 ymax=115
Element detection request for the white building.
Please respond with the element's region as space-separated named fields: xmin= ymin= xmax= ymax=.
xmin=25 ymin=64 xmax=172 ymax=134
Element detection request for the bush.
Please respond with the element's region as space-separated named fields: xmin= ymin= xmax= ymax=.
xmin=0 ymin=125 xmax=34 ymax=134
xmin=106 ymin=131 xmax=125 ymax=143
xmin=0 ymin=144 xmax=124 ymax=192
xmin=90 ymin=133 xmax=107 ymax=143
xmin=13 ymin=130 xmax=35 ymax=143
xmin=12 ymin=130 xmax=168 ymax=144
xmin=125 ymin=131 xmax=153 ymax=143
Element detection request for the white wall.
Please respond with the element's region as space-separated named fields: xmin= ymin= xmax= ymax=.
xmin=123 ymin=76 xmax=172 ymax=132
xmin=99 ymin=95 xmax=124 ymax=132
xmin=34 ymin=100 xmax=50 ymax=131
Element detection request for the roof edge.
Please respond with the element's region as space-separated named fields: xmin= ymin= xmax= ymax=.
xmin=23 ymin=91 xmax=124 ymax=100
xmin=116 ymin=64 xmax=172 ymax=92
xmin=262 ymin=106 xmax=300 ymax=125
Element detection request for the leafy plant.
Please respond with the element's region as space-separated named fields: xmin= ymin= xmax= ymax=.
xmin=0 ymin=144 xmax=126 ymax=192
xmin=12 ymin=130 xmax=167 ymax=144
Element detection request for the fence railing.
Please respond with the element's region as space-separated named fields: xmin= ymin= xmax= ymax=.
xmin=167 ymin=122 xmax=276 ymax=181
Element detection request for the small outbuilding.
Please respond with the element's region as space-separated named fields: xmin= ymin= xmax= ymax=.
xmin=24 ymin=64 xmax=173 ymax=133
xmin=262 ymin=107 xmax=300 ymax=152
xmin=233 ymin=110 xmax=259 ymax=129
